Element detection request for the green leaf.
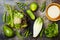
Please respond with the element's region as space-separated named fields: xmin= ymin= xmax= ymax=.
xmin=33 ymin=17 xmax=43 ymax=37
xmin=14 ymin=24 xmax=21 ymax=29
xmin=4 ymin=4 xmax=14 ymax=27
xmin=17 ymin=2 xmax=27 ymax=10
xmin=45 ymin=23 xmax=58 ymax=37
xmin=40 ymin=1 xmax=46 ymax=12
xmin=14 ymin=10 xmax=24 ymax=19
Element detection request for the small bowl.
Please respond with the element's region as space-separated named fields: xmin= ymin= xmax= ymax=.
xmin=46 ymin=3 xmax=60 ymax=21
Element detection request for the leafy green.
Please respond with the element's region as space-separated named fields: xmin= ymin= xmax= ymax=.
xmin=40 ymin=1 xmax=46 ymax=12
xmin=33 ymin=17 xmax=43 ymax=37
xmin=3 ymin=4 xmax=24 ymax=28
xmin=17 ymin=2 xmax=27 ymax=10
xmin=4 ymin=4 xmax=14 ymax=27
xmin=45 ymin=23 xmax=58 ymax=37
xmin=14 ymin=24 xmax=21 ymax=29
xmin=14 ymin=10 xmax=24 ymax=19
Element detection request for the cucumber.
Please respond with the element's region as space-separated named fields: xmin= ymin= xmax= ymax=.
xmin=26 ymin=9 xmax=35 ymax=20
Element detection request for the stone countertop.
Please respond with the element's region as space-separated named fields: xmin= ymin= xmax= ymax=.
xmin=0 ymin=0 xmax=60 ymax=40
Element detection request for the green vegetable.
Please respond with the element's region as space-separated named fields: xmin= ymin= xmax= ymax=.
xmin=14 ymin=10 xmax=24 ymax=19
xmin=24 ymin=30 xmax=32 ymax=37
xmin=16 ymin=30 xmax=24 ymax=40
xmin=14 ymin=24 xmax=21 ymax=29
xmin=7 ymin=15 xmax=11 ymax=25
xmin=3 ymin=12 xmax=6 ymax=23
xmin=4 ymin=4 xmax=24 ymax=28
xmin=21 ymin=23 xmax=27 ymax=28
xmin=45 ymin=23 xmax=58 ymax=37
xmin=33 ymin=17 xmax=43 ymax=37
xmin=3 ymin=25 xmax=14 ymax=37
xmin=40 ymin=28 xmax=44 ymax=37
xmin=40 ymin=1 xmax=46 ymax=12
xmin=30 ymin=2 xmax=38 ymax=11
xmin=26 ymin=9 xmax=35 ymax=20
xmin=4 ymin=4 xmax=14 ymax=27
xmin=17 ymin=2 xmax=27 ymax=10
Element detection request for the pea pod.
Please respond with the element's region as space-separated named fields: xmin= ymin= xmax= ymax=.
xmin=26 ymin=9 xmax=35 ymax=20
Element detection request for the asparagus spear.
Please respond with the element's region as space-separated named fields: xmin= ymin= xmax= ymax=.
xmin=3 ymin=12 xmax=6 ymax=23
xmin=40 ymin=1 xmax=46 ymax=12
xmin=16 ymin=30 xmax=24 ymax=40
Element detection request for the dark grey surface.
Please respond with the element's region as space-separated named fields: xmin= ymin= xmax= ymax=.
xmin=0 ymin=0 xmax=60 ymax=40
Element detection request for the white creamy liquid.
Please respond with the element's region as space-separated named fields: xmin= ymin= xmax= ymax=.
xmin=48 ymin=5 xmax=60 ymax=18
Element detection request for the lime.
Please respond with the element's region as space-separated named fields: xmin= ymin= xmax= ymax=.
xmin=30 ymin=2 xmax=38 ymax=11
